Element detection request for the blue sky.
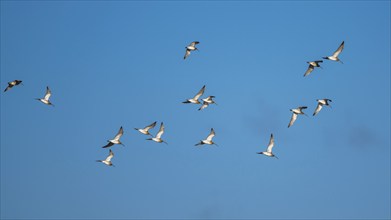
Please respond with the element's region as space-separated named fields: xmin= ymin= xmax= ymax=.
xmin=1 ymin=1 xmax=390 ymax=219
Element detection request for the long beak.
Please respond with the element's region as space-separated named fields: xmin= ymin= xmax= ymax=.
xmin=274 ymin=155 xmax=279 ymax=159
xmin=163 ymin=141 xmax=168 ymax=145
xmin=339 ymin=59 xmax=344 ymax=64
xmin=120 ymin=143 xmax=125 ymax=147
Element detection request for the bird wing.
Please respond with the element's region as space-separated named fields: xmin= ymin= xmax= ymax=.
xmin=206 ymin=128 xmax=215 ymax=141
xmin=313 ymin=103 xmax=323 ymax=116
xmin=105 ymin=149 xmax=114 ymax=161
xmin=266 ymin=134 xmax=275 ymax=153
xmin=113 ymin=126 xmax=123 ymax=140
xmin=190 ymin=41 xmax=200 ymax=46
xmin=44 ymin=86 xmax=52 ymax=100
xmin=144 ymin=121 xmax=157 ymax=131
xmin=332 ymin=41 xmax=344 ymax=58
xmin=4 ymin=85 xmax=11 ymax=92
xmin=184 ymin=49 xmax=191 ymax=59
xmin=102 ymin=142 xmax=114 ymax=148
xmin=193 ymin=85 xmax=206 ymax=100
xmin=156 ymin=123 xmax=165 ymax=138
xmin=198 ymin=102 xmax=209 ymax=111
xmin=288 ymin=113 xmax=298 ymax=128
xmin=304 ymin=65 xmax=314 ymax=77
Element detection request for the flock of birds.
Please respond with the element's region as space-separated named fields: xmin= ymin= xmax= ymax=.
xmin=3 ymin=40 xmax=345 ymax=167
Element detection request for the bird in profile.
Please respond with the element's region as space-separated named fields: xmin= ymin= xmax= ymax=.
xmin=313 ymin=99 xmax=332 ymax=116
xmin=198 ymin=96 xmax=217 ymax=111
xmin=102 ymin=126 xmax=125 ymax=148
xmin=288 ymin=106 xmax=308 ymax=128
xmin=4 ymin=80 xmax=23 ymax=92
xmin=183 ymin=85 xmax=205 ymax=104
xmin=96 ymin=149 xmax=115 ymax=167
xmin=257 ymin=133 xmax=278 ymax=159
xmin=36 ymin=86 xmax=54 ymax=106
xmin=184 ymin=41 xmax=200 ymax=59
xmin=147 ymin=122 xmax=167 ymax=144
xmin=135 ymin=121 xmax=157 ymax=136
xmin=304 ymin=60 xmax=323 ymax=77
xmin=323 ymin=41 xmax=345 ymax=63
xmin=195 ymin=128 xmax=218 ymax=146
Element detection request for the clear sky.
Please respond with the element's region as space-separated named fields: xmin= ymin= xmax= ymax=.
xmin=1 ymin=1 xmax=390 ymax=219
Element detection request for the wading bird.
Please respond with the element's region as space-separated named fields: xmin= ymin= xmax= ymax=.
xmin=135 ymin=121 xmax=157 ymax=136
xmin=36 ymin=86 xmax=54 ymax=106
xmin=4 ymin=80 xmax=23 ymax=92
xmin=198 ymin=96 xmax=217 ymax=111
xmin=195 ymin=128 xmax=218 ymax=146
xmin=183 ymin=85 xmax=205 ymax=104
xmin=313 ymin=99 xmax=332 ymax=116
xmin=257 ymin=133 xmax=278 ymax=159
xmin=304 ymin=60 xmax=323 ymax=77
xmin=102 ymin=126 xmax=124 ymax=148
xmin=96 ymin=149 xmax=115 ymax=167
xmin=288 ymin=106 xmax=308 ymax=128
xmin=323 ymin=41 xmax=345 ymax=63
xmin=147 ymin=122 xmax=167 ymax=144
xmin=184 ymin=41 xmax=200 ymax=59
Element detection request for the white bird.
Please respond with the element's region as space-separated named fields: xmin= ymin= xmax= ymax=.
xmin=184 ymin=41 xmax=200 ymax=59
xmin=147 ymin=122 xmax=167 ymax=144
xmin=304 ymin=60 xmax=323 ymax=77
xmin=313 ymin=99 xmax=332 ymax=116
xmin=195 ymin=128 xmax=218 ymax=146
xmin=198 ymin=96 xmax=217 ymax=111
xmin=257 ymin=133 xmax=278 ymax=159
xmin=4 ymin=80 xmax=23 ymax=92
xmin=102 ymin=126 xmax=124 ymax=148
xmin=288 ymin=106 xmax=308 ymax=128
xmin=134 ymin=121 xmax=157 ymax=136
xmin=36 ymin=86 xmax=54 ymax=106
xmin=96 ymin=149 xmax=115 ymax=167
xmin=323 ymin=41 xmax=344 ymax=63
xmin=183 ymin=85 xmax=205 ymax=104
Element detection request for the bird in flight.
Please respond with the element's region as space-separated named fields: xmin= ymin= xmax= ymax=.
xmin=257 ymin=133 xmax=278 ymax=159
xmin=323 ymin=41 xmax=345 ymax=63
xmin=135 ymin=121 xmax=157 ymax=136
xmin=195 ymin=128 xmax=218 ymax=146
xmin=313 ymin=99 xmax=332 ymax=116
xmin=102 ymin=126 xmax=125 ymax=148
xmin=288 ymin=106 xmax=308 ymax=128
xmin=36 ymin=86 xmax=54 ymax=106
xmin=198 ymin=96 xmax=217 ymax=111
xmin=4 ymin=80 xmax=23 ymax=92
xmin=184 ymin=41 xmax=200 ymax=59
xmin=147 ymin=122 xmax=167 ymax=144
xmin=183 ymin=85 xmax=205 ymax=104
xmin=96 ymin=149 xmax=115 ymax=167
xmin=304 ymin=60 xmax=323 ymax=77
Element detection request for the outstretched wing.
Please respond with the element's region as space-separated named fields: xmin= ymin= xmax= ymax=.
xmin=332 ymin=41 xmax=344 ymax=58
xmin=144 ymin=121 xmax=157 ymax=131
xmin=44 ymin=86 xmax=52 ymax=100
xmin=190 ymin=41 xmax=200 ymax=47
xmin=184 ymin=49 xmax=191 ymax=59
xmin=113 ymin=126 xmax=123 ymax=140
xmin=102 ymin=142 xmax=114 ymax=148
xmin=156 ymin=123 xmax=165 ymax=139
xmin=304 ymin=65 xmax=314 ymax=77
xmin=198 ymin=102 xmax=209 ymax=111
xmin=193 ymin=85 xmax=206 ymax=100
xmin=105 ymin=149 xmax=114 ymax=162
xmin=206 ymin=128 xmax=215 ymax=141
xmin=266 ymin=134 xmax=275 ymax=153
xmin=313 ymin=103 xmax=323 ymax=116
xmin=288 ymin=113 xmax=298 ymax=128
